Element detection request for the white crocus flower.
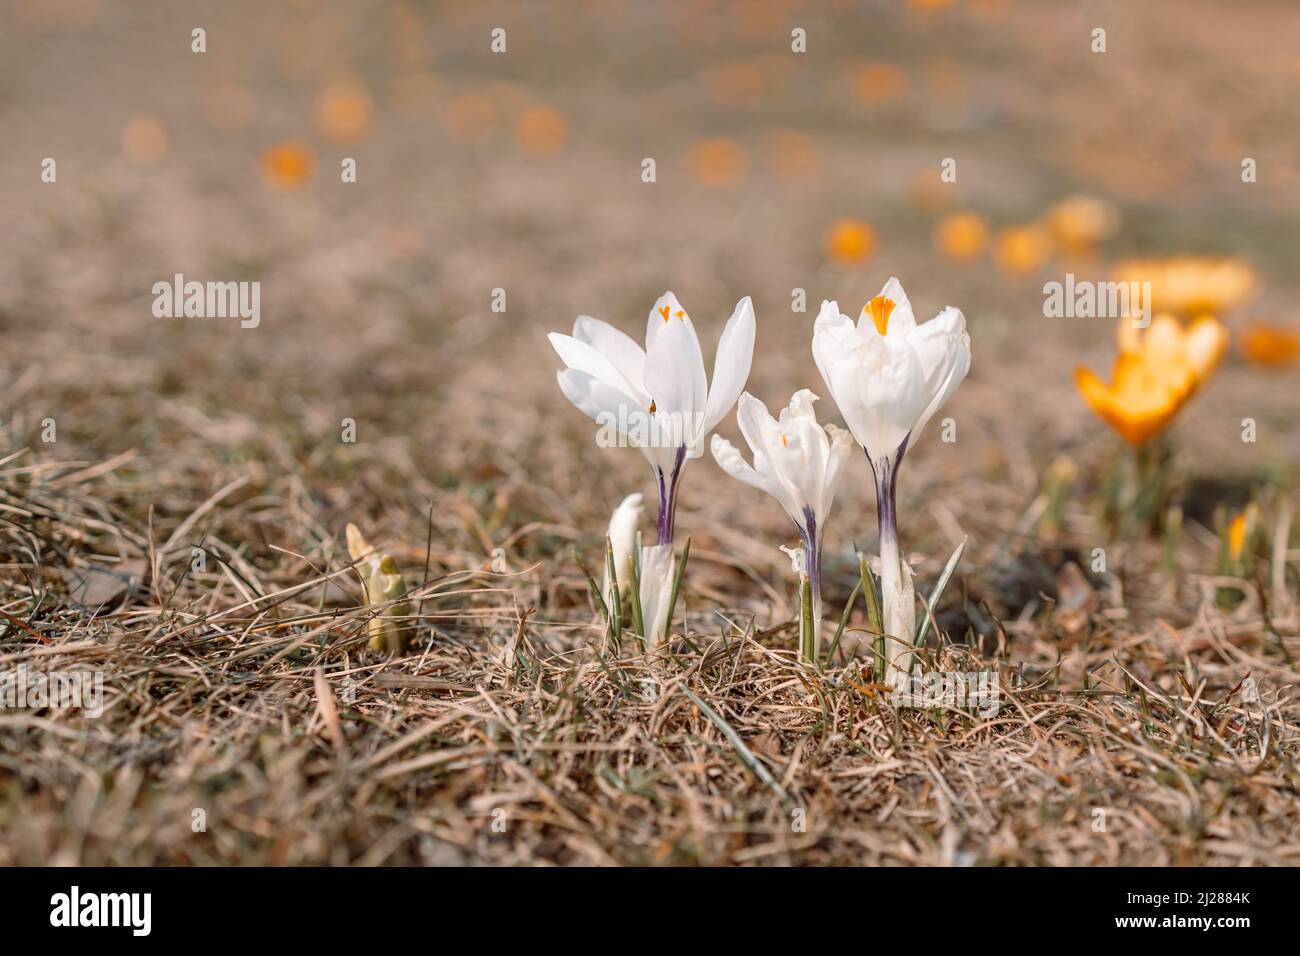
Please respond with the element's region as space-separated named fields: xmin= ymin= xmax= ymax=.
xmin=602 ymin=493 xmax=643 ymax=610
xmin=638 ymin=543 xmax=677 ymax=648
xmin=710 ymin=390 xmax=853 ymax=659
xmin=550 ymin=292 xmax=756 ymax=546
xmin=812 ymin=277 xmax=971 ymax=686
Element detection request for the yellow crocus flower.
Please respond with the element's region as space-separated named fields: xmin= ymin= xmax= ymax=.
xmin=1074 ymin=314 xmax=1228 ymax=445
xmin=1113 ymin=257 xmax=1254 ymax=317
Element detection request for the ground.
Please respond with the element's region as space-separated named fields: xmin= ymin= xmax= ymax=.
xmin=1 ymin=0 xmax=1298 ymax=865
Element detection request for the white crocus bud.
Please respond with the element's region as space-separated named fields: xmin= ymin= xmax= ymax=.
xmin=603 ymin=493 xmax=644 ymax=608
xmin=638 ymin=543 xmax=677 ymax=648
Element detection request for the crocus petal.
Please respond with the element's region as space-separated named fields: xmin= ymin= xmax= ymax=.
xmin=710 ymin=434 xmax=768 ymax=495
xmin=556 ymin=368 xmax=642 ymax=429
xmin=644 ymin=295 xmax=707 ymax=445
xmin=815 ymin=320 xmax=924 ymax=459
xmin=905 ymin=306 xmax=971 ymax=443
xmin=1184 ymin=315 xmax=1229 ymax=381
xmin=734 ymin=392 xmax=805 ymax=525
xmin=853 ymin=337 xmax=927 ymax=458
xmin=820 ymin=423 xmax=854 ymax=520
xmin=549 ymin=332 xmax=642 ymax=399
xmin=701 ymin=296 xmax=756 ymax=436
xmin=644 ymin=293 xmax=707 ymax=415
xmin=572 ymin=315 xmax=648 ymax=398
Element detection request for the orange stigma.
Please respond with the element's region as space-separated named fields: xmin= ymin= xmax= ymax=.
xmin=865 ymin=295 xmax=896 ymax=335
xmin=648 ymin=400 xmax=657 ymax=414
xmin=659 ymin=305 xmax=671 ymax=322
xmin=781 ymin=433 xmax=788 ymax=448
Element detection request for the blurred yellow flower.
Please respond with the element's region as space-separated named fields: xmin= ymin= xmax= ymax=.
xmin=1075 ymin=314 xmax=1228 ymax=445
xmin=1226 ymin=512 xmax=1248 ymax=565
xmin=908 ymin=0 xmax=953 ymax=10
xmin=121 ymin=116 xmax=168 ymax=165
xmin=825 ymin=219 xmax=876 ymax=265
xmin=1240 ymin=323 xmax=1300 ymax=367
xmin=995 ymin=224 xmax=1053 ymax=275
xmin=261 ymin=141 xmax=315 ymax=189
xmin=689 ymin=138 xmax=748 ymax=188
xmin=1218 ymin=503 xmax=1258 ymax=582
xmin=935 ymin=212 xmax=988 ymax=264
xmin=853 ymin=62 xmax=907 ymax=104
xmin=1112 ymin=257 xmax=1255 ymax=317
xmin=1044 ymin=195 xmax=1119 ymax=255
xmin=317 ymin=82 xmax=373 ymax=144
xmin=517 ymin=105 xmax=567 ymax=156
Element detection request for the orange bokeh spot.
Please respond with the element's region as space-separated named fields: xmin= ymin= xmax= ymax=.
xmin=261 ymin=141 xmax=315 ymax=189
xmin=121 ymin=116 xmax=168 ymax=165
xmin=1240 ymin=323 xmax=1300 ymax=367
xmin=317 ymin=82 xmax=373 ymax=144
xmin=853 ymin=62 xmax=907 ymax=104
xmin=935 ymin=212 xmax=989 ymax=264
xmin=517 ymin=105 xmax=567 ymax=157
xmin=825 ymin=219 xmax=877 ymax=265
xmin=689 ymin=138 xmax=748 ymax=188
xmin=995 ymin=224 xmax=1053 ymax=275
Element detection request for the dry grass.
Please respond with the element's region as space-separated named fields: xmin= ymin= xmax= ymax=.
xmin=1 ymin=441 xmax=1297 ymax=866
xmin=2 ymin=0 xmax=1299 ymax=866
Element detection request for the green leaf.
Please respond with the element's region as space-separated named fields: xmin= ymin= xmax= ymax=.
xmin=629 ymin=532 xmax=646 ymax=653
xmin=573 ymin=549 xmax=609 ymax=624
xmin=858 ymin=550 xmax=886 ymax=683
xmin=914 ymin=536 xmax=966 ymax=648
xmin=665 ymin=535 xmax=691 ymax=639
xmin=824 ymin=577 xmax=861 ymax=667
xmin=604 ymin=535 xmax=621 ymax=652
xmin=798 ymin=572 xmax=816 ymax=664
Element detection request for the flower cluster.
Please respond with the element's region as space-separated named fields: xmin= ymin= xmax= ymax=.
xmin=551 ymin=279 xmax=972 ymax=686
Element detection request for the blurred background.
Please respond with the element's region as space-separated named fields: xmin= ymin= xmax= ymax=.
xmin=4 ymin=0 xmax=1300 ymax=868
xmin=2 ymin=0 xmax=1298 ymax=618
